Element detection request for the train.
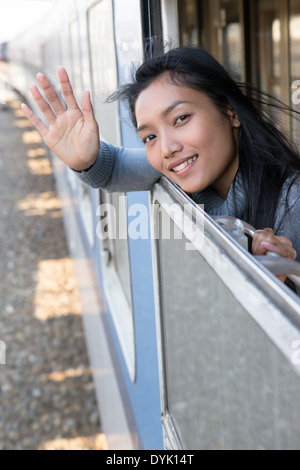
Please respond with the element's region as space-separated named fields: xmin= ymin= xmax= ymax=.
xmin=5 ymin=0 xmax=300 ymax=450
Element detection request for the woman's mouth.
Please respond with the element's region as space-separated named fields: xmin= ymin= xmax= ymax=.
xmin=171 ymin=155 xmax=199 ymax=175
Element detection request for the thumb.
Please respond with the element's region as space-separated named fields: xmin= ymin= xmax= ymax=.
xmin=81 ymin=91 xmax=98 ymax=130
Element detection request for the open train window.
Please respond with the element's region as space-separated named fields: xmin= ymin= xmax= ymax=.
xmin=152 ymin=178 xmax=300 ymax=450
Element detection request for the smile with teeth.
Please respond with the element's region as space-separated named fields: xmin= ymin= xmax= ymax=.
xmin=172 ymin=155 xmax=198 ymax=172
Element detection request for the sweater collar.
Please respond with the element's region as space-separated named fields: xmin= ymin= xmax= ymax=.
xmin=191 ymin=171 xmax=248 ymax=219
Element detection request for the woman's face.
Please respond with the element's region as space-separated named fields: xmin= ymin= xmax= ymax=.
xmin=135 ymin=73 xmax=240 ymax=198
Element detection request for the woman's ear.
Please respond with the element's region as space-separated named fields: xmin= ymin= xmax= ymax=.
xmin=226 ymin=106 xmax=241 ymax=128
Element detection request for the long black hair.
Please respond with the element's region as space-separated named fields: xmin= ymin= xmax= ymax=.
xmin=109 ymin=46 xmax=300 ymax=230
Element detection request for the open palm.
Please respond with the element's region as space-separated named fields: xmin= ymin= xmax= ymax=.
xmin=22 ymin=68 xmax=100 ymax=171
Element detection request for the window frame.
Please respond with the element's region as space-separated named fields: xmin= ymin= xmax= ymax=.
xmin=87 ymin=0 xmax=136 ymax=382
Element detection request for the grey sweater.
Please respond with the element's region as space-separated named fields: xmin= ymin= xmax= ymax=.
xmin=77 ymin=142 xmax=300 ymax=263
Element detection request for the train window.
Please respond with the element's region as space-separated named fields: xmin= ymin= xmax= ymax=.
xmin=178 ymin=0 xmax=202 ymax=46
xmin=88 ymin=0 xmax=121 ymax=145
xmin=178 ymin=0 xmax=245 ymax=80
xmin=113 ymin=0 xmax=146 ymax=303
xmin=141 ymin=0 xmax=163 ymax=56
xmin=109 ymin=192 xmax=132 ymax=309
xmin=161 ymin=0 xmax=180 ymax=46
xmin=255 ymin=0 xmax=282 ymax=104
xmin=290 ymin=0 xmax=300 ymax=144
xmin=152 ymin=178 xmax=300 ymax=450
xmin=69 ymin=20 xmax=83 ymax=103
xmin=69 ymin=19 xmax=94 ymax=248
xmin=219 ymin=0 xmax=244 ymax=81
xmin=89 ymin=0 xmax=135 ymax=381
xmin=97 ymin=190 xmax=135 ymax=382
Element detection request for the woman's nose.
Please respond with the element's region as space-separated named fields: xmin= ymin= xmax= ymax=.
xmin=161 ymin=131 xmax=182 ymax=158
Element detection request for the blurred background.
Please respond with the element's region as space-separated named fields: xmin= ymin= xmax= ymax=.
xmin=0 ymin=0 xmax=106 ymax=450
xmin=0 ymin=0 xmax=54 ymax=44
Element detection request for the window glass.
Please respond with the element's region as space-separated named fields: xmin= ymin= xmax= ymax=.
xmin=69 ymin=19 xmax=94 ymax=247
xmin=110 ymin=193 xmax=132 ymax=308
xmin=179 ymin=0 xmax=201 ymax=46
xmin=290 ymin=0 xmax=300 ymax=144
xmin=69 ymin=20 xmax=83 ymax=102
xmin=220 ymin=0 xmax=242 ymax=81
xmin=256 ymin=0 xmax=282 ymax=102
xmin=88 ymin=0 xmax=121 ymax=145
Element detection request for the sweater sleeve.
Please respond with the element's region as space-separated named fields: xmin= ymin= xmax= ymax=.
xmin=74 ymin=141 xmax=162 ymax=193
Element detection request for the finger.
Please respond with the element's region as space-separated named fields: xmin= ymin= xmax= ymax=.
xmin=30 ymin=84 xmax=57 ymax=125
xmin=57 ymin=67 xmax=79 ymax=110
xmin=276 ymin=236 xmax=293 ymax=248
xmin=262 ymin=241 xmax=297 ymax=260
xmin=36 ymin=73 xmax=65 ymax=116
xmin=252 ymin=229 xmax=272 ymax=256
xmin=81 ymin=91 xmax=98 ymax=132
xmin=252 ymin=238 xmax=269 ymax=256
xmin=21 ymin=103 xmax=49 ymax=137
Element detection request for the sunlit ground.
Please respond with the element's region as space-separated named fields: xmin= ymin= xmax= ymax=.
xmin=0 ymin=89 xmax=107 ymax=450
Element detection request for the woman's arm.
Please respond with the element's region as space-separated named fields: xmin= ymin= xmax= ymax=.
xmin=75 ymin=142 xmax=162 ymax=192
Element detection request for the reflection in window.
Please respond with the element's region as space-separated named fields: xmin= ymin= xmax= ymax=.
xmin=179 ymin=0 xmax=201 ymax=46
xmin=256 ymin=0 xmax=281 ymax=99
xmin=220 ymin=1 xmax=242 ymax=81
xmin=290 ymin=0 xmax=300 ymax=79
xmin=290 ymin=0 xmax=300 ymax=144
xmin=256 ymin=0 xmax=282 ymax=125
xmin=88 ymin=0 xmax=121 ymax=145
xmin=110 ymin=192 xmax=132 ymax=309
xmin=69 ymin=20 xmax=83 ymax=102
xmin=69 ymin=20 xmax=93 ymax=247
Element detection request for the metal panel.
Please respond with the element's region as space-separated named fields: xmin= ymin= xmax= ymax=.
xmin=151 ymin=178 xmax=300 ymax=450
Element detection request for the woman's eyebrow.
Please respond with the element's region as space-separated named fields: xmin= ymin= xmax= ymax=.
xmin=162 ymin=100 xmax=192 ymax=117
xmin=137 ymin=100 xmax=192 ymax=133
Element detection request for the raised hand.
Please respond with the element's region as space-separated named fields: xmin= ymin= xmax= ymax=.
xmin=21 ymin=67 xmax=100 ymax=171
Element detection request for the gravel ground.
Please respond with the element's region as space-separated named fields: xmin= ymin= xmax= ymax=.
xmin=0 ymin=86 xmax=106 ymax=450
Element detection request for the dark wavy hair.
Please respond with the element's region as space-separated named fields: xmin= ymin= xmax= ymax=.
xmin=109 ymin=46 xmax=300 ymax=230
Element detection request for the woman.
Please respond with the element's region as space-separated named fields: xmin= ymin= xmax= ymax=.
xmin=21 ymin=46 xmax=300 ymax=265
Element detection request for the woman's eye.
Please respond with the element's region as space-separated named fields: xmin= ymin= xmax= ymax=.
xmin=143 ymin=135 xmax=156 ymax=144
xmin=175 ymin=114 xmax=190 ymax=125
